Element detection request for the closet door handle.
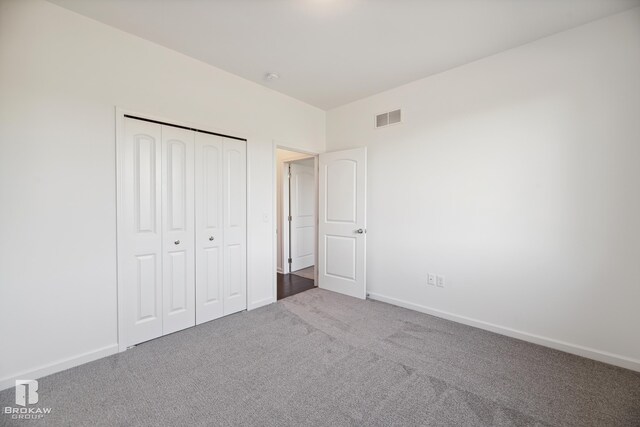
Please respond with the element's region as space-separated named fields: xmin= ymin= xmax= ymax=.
xmin=209 ymin=236 xmax=214 ymax=241
xmin=174 ymin=240 xmax=180 ymax=245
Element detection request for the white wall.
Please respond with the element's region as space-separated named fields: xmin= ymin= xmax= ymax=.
xmin=0 ymin=0 xmax=325 ymax=389
xmin=327 ymin=8 xmax=640 ymax=370
xmin=275 ymin=149 xmax=315 ymax=273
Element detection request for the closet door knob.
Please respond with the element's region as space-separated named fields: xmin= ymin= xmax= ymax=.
xmin=209 ymin=236 xmax=215 ymax=241
xmin=174 ymin=240 xmax=180 ymax=245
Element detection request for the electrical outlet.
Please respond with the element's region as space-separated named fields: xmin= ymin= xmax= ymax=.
xmin=427 ymin=273 xmax=436 ymax=286
xmin=436 ymin=275 xmax=445 ymax=287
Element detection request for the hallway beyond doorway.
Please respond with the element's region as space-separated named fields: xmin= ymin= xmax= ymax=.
xmin=292 ymin=266 xmax=314 ymax=281
xmin=277 ymin=273 xmax=314 ymax=300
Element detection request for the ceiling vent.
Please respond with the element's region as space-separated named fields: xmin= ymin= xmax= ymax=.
xmin=375 ymin=109 xmax=402 ymax=128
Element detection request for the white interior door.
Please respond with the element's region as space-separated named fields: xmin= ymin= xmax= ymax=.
xmin=318 ymin=147 xmax=367 ymax=299
xmin=195 ymin=133 xmax=224 ymax=324
xmin=289 ymin=161 xmax=316 ymax=272
xmin=222 ymin=139 xmax=247 ymax=315
xmin=161 ymin=125 xmax=195 ymax=334
xmin=118 ymin=118 xmax=163 ymax=347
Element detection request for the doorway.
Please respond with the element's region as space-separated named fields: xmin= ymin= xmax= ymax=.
xmin=276 ymin=148 xmax=317 ymax=300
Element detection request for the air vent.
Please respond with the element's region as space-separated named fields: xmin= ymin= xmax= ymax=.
xmin=375 ymin=109 xmax=402 ymax=128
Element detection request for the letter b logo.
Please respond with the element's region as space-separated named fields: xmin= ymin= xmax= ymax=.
xmin=15 ymin=380 xmax=38 ymax=406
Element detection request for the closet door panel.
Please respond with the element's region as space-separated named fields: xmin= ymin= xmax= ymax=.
xmin=162 ymin=126 xmax=195 ymax=334
xmin=167 ymin=251 xmax=187 ymax=312
xmin=195 ymin=133 xmax=224 ymax=324
xmin=223 ymin=139 xmax=247 ymax=315
xmin=119 ymin=118 xmax=163 ymax=347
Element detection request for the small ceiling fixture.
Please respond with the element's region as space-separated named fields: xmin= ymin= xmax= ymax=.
xmin=264 ymin=72 xmax=280 ymax=82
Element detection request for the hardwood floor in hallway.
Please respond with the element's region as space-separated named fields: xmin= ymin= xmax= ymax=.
xmin=277 ymin=273 xmax=315 ymax=300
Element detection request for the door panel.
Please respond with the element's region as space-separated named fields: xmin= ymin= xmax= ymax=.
xmin=204 ymin=248 xmax=221 ymax=301
xmin=195 ymin=133 xmax=224 ymax=324
xmin=167 ymin=251 xmax=187 ymax=313
xmin=226 ymin=149 xmax=243 ymax=227
xmin=167 ymin=141 xmax=186 ymax=230
xmin=119 ymin=118 xmax=163 ymax=347
xmin=326 ymin=160 xmax=357 ymax=223
xmin=228 ymin=244 xmax=242 ymax=296
xmin=203 ymin=146 xmax=220 ymax=228
xmin=325 ymin=235 xmax=356 ymax=280
xmin=162 ymin=125 xmax=195 ymax=334
xmin=223 ymin=139 xmax=246 ymax=315
xmin=318 ymin=148 xmax=367 ymax=299
xmin=136 ymin=254 xmax=158 ymax=321
xmin=290 ymin=162 xmax=316 ymax=272
xmin=135 ymin=136 xmax=157 ymax=233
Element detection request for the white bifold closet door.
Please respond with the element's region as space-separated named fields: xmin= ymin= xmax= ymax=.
xmin=119 ymin=117 xmax=246 ymax=348
xmin=194 ymin=134 xmax=246 ymax=324
xmin=195 ymin=133 xmax=224 ymax=323
xmin=221 ymin=139 xmax=247 ymax=316
xmin=119 ymin=118 xmax=163 ymax=346
xmin=161 ymin=125 xmax=195 ymax=335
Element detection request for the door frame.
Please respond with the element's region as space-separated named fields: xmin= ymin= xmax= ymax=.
xmin=115 ymin=107 xmax=249 ymax=352
xmin=282 ymin=157 xmax=317 ymax=275
xmin=273 ymin=144 xmax=319 ymax=294
xmin=282 ymin=162 xmax=291 ymax=274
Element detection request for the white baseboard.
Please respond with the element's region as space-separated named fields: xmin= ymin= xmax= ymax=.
xmin=367 ymin=292 xmax=640 ymax=372
xmin=248 ymin=297 xmax=275 ymax=311
xmin=0 ymin=344 xmax=119 ymax=392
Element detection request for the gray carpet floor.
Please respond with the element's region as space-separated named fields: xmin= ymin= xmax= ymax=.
xmin=1 ymin=288 xmax=639 ymax=426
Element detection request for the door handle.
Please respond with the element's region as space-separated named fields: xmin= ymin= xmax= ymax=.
xmin=355 ymin=228 xmax=366 ymax=234
xmin=209 ymin=236 xmax=214 ymax=241
xmin=174 ymin=240 xmax=180 ymax=245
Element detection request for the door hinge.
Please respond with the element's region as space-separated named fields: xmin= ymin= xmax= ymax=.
xmin=288 ymin=215 xmax=292 ymax=221
xmin=288 ymin=258 xmax=292 ymax=264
